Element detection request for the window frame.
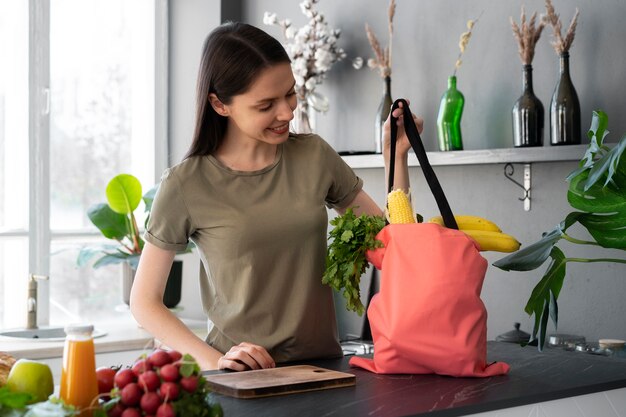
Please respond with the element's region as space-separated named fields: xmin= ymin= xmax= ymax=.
xmin=0 ymin=0 xmax=168 ymax=327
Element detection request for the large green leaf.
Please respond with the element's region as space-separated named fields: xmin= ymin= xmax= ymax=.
xmin=582 ymin=135 xmax=626 ymax=191
xmin=575 ymin=211 xmax=626 ymax=249
xmin=525 ymin=247 xmax=567 ymax=351
xmin=106 ymin=174 xmax=142 ymax=215
xmin=87 ymin=203 xmax=128 ymax=240
xmin=143 ymin=185 xmax=158 ymax=229
xmin=493 ymin=224 xmax=565 ymax=271
xmin=568 ymin=170 xmax=626 ymax=213
xmin=143 ymin=185 xmax=158 ymax=213
xmin=567 ymin=110 xmax=610 ymax=182
xmin=93 ymin=252 xmax=137 ymax=269
xmin=605 ymin=135 xmax=626 ymax=189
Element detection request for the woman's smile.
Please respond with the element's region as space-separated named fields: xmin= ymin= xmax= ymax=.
xmin=267 ymin=123 xmax=290 ymax=135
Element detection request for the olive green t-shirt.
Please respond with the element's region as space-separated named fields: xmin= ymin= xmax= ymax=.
xmin=144 ymin=134 xmax=363 ymax=363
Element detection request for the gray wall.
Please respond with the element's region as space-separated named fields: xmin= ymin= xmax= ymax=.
xmin=239 ymin=1 xmax=626 ymax=343
xmin=168 ymin=1 xmax=626 ymax=343
xmin=244 ymin=0 xmax=626 ymax=152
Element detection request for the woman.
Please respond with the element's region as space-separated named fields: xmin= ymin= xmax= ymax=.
xmin=130 ymin=22 xmax=421 ymax=371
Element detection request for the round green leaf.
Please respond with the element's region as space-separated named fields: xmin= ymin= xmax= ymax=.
xmin=106 ymin=174 xmax=142 ymax=215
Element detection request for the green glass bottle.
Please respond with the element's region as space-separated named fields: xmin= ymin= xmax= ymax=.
xmin=436 ymin=76 xmax=465 ymax=151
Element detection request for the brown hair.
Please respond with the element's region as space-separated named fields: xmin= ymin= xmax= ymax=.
xmin=184 ymin=22 xmax=291 ymax=159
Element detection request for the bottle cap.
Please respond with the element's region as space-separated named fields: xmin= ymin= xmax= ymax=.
xmin=64 ymin=324 xmax=94 ymax=335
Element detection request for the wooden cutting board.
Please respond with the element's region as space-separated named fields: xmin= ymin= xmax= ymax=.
xmin=203 ymin=365 xmax=356 ymax=398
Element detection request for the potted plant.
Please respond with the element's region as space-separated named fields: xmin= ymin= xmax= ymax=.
xmin=77 ymin=174 xmax=189 ymax=308
xmin=494 ymin=110 xmax=626 ymax=350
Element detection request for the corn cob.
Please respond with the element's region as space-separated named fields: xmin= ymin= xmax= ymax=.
xmin=386 ymin=189 xmax=416 ymax=224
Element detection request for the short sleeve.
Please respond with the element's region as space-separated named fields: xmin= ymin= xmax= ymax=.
xmin=144 ymin=168 xmax=194 ymax=252
xmin=319 ymin=138 xmax=363 ymax=209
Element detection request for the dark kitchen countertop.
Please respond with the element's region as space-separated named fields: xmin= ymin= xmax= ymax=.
xmin=203 ymin=341 xmax=626 ymax=417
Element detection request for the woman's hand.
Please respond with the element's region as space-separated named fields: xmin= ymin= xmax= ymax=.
xmin=217 ymin=342 xmax=276 ymax=371
xmin=382 ymin=99 xmax=424 ymax=161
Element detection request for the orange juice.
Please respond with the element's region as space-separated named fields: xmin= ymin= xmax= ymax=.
xmin=60 ymin=324 xmax=100 ymax=417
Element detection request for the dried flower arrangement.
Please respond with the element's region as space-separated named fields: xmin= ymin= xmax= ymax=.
xmin=510 ymin=7 xmax=547 ymax=65
xmin=365 ymin=0 xmax=396 ymax=78
xmin=263 ymin=0 xmax=346 ymax=112
xmin=544 ymin=0 xmax=579 ymax=55
xmin=453 ymin=16 xmax=480 ymax=76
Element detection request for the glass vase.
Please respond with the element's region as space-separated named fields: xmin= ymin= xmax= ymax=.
xmin=512 ymin=64 xmax=544 ymax=147
xmin=550 ymin=52 xmax=581 ymax=145
xmin=374 ymin=76 xmax=392 ymax=154
xmin=436 ymin=76 xmax=464 ymax=151
xmin=292 ymin=98 xmax=314 ymax=134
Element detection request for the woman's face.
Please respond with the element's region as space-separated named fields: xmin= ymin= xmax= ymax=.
xmin=224 ymin=62 xmax=297 ymax=146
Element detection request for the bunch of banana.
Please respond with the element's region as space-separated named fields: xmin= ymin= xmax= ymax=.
xmin=428 ymin=215 xmax=521 ymax=253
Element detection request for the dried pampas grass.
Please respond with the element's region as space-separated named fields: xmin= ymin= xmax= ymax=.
xmin=510 ymin=7 xmax=546 ymax=65
xmin=544 ymin=0 xmax=579 ymax=55
xmin=365 ymin=0 xmax=396 ymax=78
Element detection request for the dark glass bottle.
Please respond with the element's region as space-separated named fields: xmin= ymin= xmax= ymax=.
xmin=437 ymin=76 xmax=464 ymax=151
xmin=550 ymin=52 xmax=581 ymax=145
xmin=512 ymin=64 xmax=544 ymax=147
xmin=375 ymin=76 xmax=392 ymax=154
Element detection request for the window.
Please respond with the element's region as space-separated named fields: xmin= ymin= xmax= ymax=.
xmin=0 ymin=0 xmax=167 ymax=329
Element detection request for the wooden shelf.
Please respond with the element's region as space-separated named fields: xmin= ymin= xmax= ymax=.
xmin=341 ymin=144 xmax=587 ymax=169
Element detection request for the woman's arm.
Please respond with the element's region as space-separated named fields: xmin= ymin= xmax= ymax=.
xmin=337 ymin=100 xmax=424 ymax=218
xmin=131 ymin=242 xmax=275 ymax=371
xmin=130 ymin=242 xmax=224 ymax=370
xmin=383 ymin=100 xmax=424 ymax=193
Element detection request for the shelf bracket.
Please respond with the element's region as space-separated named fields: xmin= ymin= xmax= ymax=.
xmin=504 ymin=163 xmax=531 ymax=211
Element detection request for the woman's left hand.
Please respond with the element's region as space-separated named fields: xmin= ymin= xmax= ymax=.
xmin=382 ymin=99 xmax=424 ymax=160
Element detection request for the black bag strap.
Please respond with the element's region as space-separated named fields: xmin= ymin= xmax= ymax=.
xmin=388 ymin=99 xmax=458 ymax=230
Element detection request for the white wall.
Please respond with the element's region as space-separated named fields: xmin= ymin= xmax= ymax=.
xmin=167 ymin=0 xmax=221 ymax=321
xmin=168 ymin=0 xmax=221 ymax=165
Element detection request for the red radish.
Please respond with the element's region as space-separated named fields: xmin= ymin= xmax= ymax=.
xmin=132 ymin=358 xmax=153 ymax=376
xmin=159 ymin=364 xmax=180 ymax=382
xmin=121 ymin=383 xmax=142 ymax=406
xmin=107 ymin=403 xmax=126 ymax=417
xmin=96 ymin=367 xmax=117 ymax=395
xmin=158 ymin=382 xmax=180 ymax=401
xmin=156 ymin=402 xmax=176 ymax=417
xmin=167 ymin=350 xmax=182 ymax=363
xmin=120 ymin=407 xmax=141 ymax=417
xmin=138 ymin=370 xmax=161 ymax=392
xmin=179 ymin=375 xmax=199 ymax=393
xmin=140 ymin=392 xmax=162 ymax=415
xmin=114 ymin=368 xmax=137 ymax=389
xmin=148 ymin=349 xmax=172 ymax=367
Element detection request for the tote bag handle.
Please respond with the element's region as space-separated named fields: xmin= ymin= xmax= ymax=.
xmin=388 ymin=99 xmax=458 ymax=230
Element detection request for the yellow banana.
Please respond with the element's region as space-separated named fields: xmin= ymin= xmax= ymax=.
xmin=462 ymin=229 xmax=521 ymax=253
xmin=428 ymin=215 xmax=502 ymax=232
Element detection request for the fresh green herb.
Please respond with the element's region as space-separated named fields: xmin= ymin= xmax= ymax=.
xmin=323 ymin=208 xmax=385 ymax=315
xmin=180 ymin=354 xmax=201 ymax=378
xmin=172 ymin=387 xmax=223 ymax=417
xmin=0 ymin=387 xmax=31 ymax=411
xmin=494 ymin=110 xmax=626 ymax=350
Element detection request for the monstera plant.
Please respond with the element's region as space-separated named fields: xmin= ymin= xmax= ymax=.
xmin=77 ymin=174 xmax=155 ymax=270
xmin=494 ymin=110 xmax=626 ymax=350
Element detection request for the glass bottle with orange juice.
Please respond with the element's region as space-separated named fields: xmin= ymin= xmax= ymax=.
xmin=60 ymin=324 xmax=100 ymax=416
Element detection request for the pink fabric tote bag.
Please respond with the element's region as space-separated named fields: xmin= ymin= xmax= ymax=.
xmin=349 ymin=99 xmax=509 ymax=377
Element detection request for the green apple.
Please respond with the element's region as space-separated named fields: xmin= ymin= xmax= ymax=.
xmin=5 ymin=359 xmax=54 ymax=404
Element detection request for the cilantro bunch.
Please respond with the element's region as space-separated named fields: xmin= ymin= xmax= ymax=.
xmin=323 ymin=209 xmax=385 ymax=315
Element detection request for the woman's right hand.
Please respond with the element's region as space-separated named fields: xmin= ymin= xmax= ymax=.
xmin=217 ymin=342 xmax=276 ymax=371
